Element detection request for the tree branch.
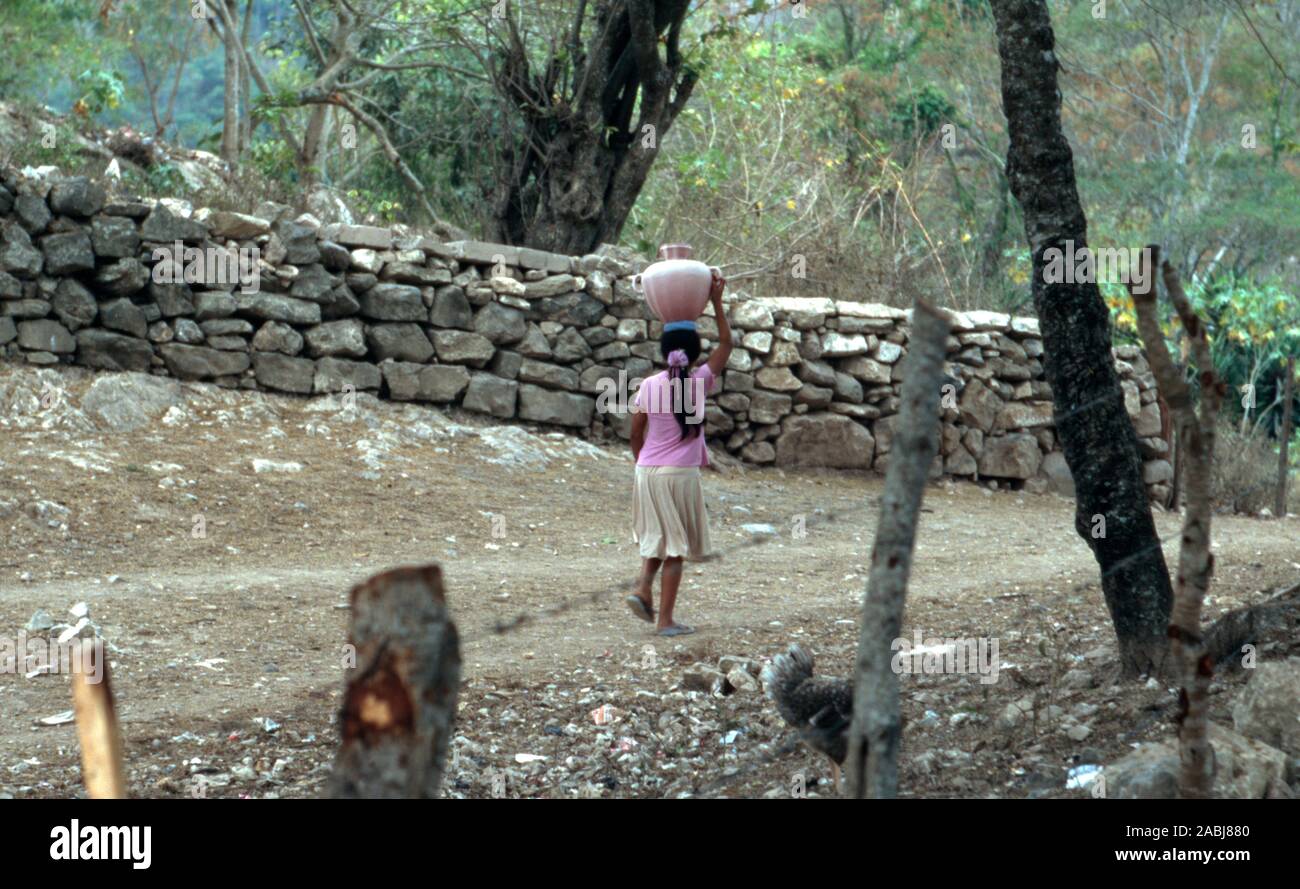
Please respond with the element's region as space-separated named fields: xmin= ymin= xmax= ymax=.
xmin=845 ymin=297 xmax=951 ymax=798
xmin=1129 ymin=244 xmax=1226 ymax=799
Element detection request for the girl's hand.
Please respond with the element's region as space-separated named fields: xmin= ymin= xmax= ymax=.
xmin=709 ymin=269 xmax=726 ymax=302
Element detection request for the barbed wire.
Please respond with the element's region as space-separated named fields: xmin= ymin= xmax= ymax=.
xmin=473 ymin=466 xmax=1292 ymax=645
xmin=479 ymin=498 xmax=873 ymax=640
xmin=464 ymin=387 xmax=1291 ymax=795
xmin=473 ymin=361 xmax=1293 ymax=641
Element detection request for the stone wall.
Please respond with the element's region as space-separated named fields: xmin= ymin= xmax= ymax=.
xmin=0 ymin=170 xmax=1173 ymax=500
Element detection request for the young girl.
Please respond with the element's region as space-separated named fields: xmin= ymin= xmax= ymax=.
xmin=627 ymin=271 xmax=733 ymax=636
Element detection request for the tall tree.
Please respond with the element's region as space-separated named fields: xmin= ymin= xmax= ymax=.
xmin=482 ymin=0 xmax=699 ymax=252
xmin=218 ymin=0 xmax=244 ymax=164
xmin=206 ymin=0 xmax=458 ymax=219
xmin=989 ymin=0 xmax=1174 ymax=678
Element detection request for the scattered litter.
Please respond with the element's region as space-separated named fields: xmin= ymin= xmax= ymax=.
xmin=590 ymin=705 xmax=620 ymax=725
xmin=1066 ymin=764 xmax=1103 ymax=791
xmin=37 ymin=711 xmax=75 ymax=727
xmin=251 ymin=459 xmax=303 ymax=473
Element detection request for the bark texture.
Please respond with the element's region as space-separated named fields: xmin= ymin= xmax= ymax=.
xmin=1129 ymin=247 xmax=1225 ymax=798
xmin=845 ymin=298 xmax=951 ymax=799
xmin=1277 ymin=358 xmax=1295 ymax=517
xmin=220 ymin=0 xmax=242 ymax=165
xmin=489 ymin=0 xmax=697 ymax=253
xmin=990 ymin=0 xmax=1174 ymax=678
xmin=329 ymin=564 xmax=461 ymax=799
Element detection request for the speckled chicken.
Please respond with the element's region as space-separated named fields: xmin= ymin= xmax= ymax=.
xmin=761 ymin=644 xmax=855 ymax=789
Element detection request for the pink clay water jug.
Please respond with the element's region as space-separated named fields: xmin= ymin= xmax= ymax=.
xmin=632 ymin=244 xmax=719 ymax=323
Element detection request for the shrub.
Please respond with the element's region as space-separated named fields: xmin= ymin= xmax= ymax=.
xmin=1210 ymin=421 xmax=1283 ymax=515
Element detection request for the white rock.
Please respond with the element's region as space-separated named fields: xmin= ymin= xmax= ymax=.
xmin=741 ymin=331 xmax=773 ymax=354
xmin=732 ymin=302 xmax=775 ymax=330
xmin=251 ymin=459 xmax=303 ymax=473
xmin=820 ymin=332 xmax=870 ymax=357
xmin=873 ymin=341 xmax=903 ymax=364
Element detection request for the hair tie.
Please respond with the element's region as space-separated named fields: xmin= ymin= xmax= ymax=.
xmin=667 ymin=349 xmax=689 ymax=368
xmin=663 ymin=320 xmax=696 ymax=333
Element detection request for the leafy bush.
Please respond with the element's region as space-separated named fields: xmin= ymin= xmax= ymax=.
xmin=72 ymin=69 xmax=125 ymax=117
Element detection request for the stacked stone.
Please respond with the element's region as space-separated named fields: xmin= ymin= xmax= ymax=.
xmin=707 ymin=298 xmax=1168 ymax=501
xmin=0 ymin=169 xmax=1171 ymax=502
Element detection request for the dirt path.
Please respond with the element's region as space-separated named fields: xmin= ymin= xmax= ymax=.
xmin=1 ymin=365 xmax=1296 ymax=798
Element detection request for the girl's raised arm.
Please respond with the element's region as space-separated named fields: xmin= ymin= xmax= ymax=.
xmin=705 ymin=271 xmax=732 ymax=378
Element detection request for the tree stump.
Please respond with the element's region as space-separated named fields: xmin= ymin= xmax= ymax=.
xmin=328 ymin=564 xmax=461 ymax=799
xmin=71 ymin=646 xmax=126 ymax=799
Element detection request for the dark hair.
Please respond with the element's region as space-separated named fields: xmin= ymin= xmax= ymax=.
xmin=660 ymin=328 xmax=703 ymax=440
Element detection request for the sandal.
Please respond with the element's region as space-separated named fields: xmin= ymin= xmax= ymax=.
xmin=625 ymin=594 xmax=655 ymax=623
xmin=656 ymin=623 xmax=695 ymax=637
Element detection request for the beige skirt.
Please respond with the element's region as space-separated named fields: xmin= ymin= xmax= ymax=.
xmin=632 ymin=465 xmax=714 ymax=560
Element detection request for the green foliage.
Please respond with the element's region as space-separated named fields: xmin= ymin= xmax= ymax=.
xmin=1105 ymin=272 xmax=1299 ymax=428
xmin=248 ymin=137 xmax=298 ymax=187
xmin=344 ymin=188 xmax=404 ymax=224
xmin=890 ymin=83 xmax=956 ymax=141
xmin=0 ymin=0 xmax=1293 ymax=322
xmin=8 ymin=115 xmax=83 ymax=170
xmin=0 ymin=0 xmax=104 ymax=97
xmin=115 ymin=160 xmax=190 ymax=198
xmin=72 ymin=69 xmax=126 ymax=117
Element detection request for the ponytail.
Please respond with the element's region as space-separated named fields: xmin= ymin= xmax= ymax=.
xmin=661 ymin=329 xmax=703 ymax=441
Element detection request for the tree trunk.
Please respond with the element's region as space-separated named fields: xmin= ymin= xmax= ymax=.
xmin=845 ymin=299 xmax=951 ymax=799
xmin=300 ymin=104 xmax=331 ymax=188
xmin=238 ymin=0 xmax=254 ymax=155
xmin=488 ymin=0 xmax=698 ymax=253
xmin=329 ymin=565 xmax=461 ymax=799
xmin=1130 ymin=249 xmax=1224 ymax=798
xmin=989 ymin=0 xmax=1174 ymax=678
xmin=1277 ymin=358 xmax=1295 ymax=517
xmin=220 ymin=0 xmax=242 ymax=165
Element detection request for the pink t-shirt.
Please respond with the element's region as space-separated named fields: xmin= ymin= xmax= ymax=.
xmin=634 ymin=364 xmax=717 ymax=467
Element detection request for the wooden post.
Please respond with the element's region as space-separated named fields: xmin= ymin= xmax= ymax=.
xmin=71 ymin=643 xmax=127 ymax=799
xmin=329 ymin=565 xmax=461 ymax=799
xmin=845 ymin=298 xmax=951 ymax=799
xmin=1276 ymin=357 xmax=1294 ymax=517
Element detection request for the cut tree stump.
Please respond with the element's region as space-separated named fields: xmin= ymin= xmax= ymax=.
xmin=328 ymin=564 xmax=461 ymax=799
xmin=71 ymin=644 xmax=127 ymax=799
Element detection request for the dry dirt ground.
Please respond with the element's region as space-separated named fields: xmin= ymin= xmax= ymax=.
xmin=1 ymin=363 xmax=1296 ymax=799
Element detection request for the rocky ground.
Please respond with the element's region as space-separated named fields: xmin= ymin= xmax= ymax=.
xmin=1 ymin=363 xmax=1297 ymax=799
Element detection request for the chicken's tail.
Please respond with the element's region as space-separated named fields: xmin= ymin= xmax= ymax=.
xmin=761 ymin=643 xmax=815 ymax=727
